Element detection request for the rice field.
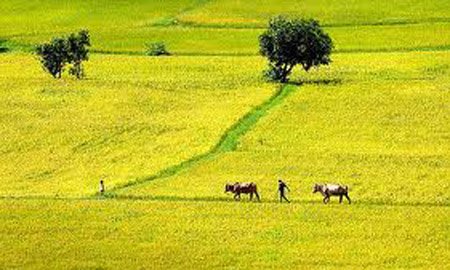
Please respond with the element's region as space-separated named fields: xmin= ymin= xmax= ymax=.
xmin=0 ymin=199 xmax=448 ymax=269
xmin=178 ymin=0 xmax=450 ymax=27
xmin=2 ymin=0 xmax=450 ymax=55
xmin=118 ymin=51 xmax=450 ymax=206
xmin=0 ymin=53 xmax=274 ymax=196
xmin=4 ymin=22 xmax=450 ymax=56
xmin=1 ymin=0 xmax=449 ymax=269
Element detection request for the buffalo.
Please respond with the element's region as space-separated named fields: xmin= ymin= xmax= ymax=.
xmin=313 ymin=183 xmax=351 ymax=204
xmin=225 ymin=182 xmax=260 ymax=201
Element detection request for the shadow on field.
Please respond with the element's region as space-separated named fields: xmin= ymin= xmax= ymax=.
xmin=290 ymin=78 xmax=343 ymax=86
xmin=105 ymin=194 xmax=231 ymax=203
xmin=0 ymin=39 xmax=10 ymax=53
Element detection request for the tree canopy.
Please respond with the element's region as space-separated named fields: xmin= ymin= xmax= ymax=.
xmin=66 ymin=30 xmax=90 ymax=79
xmin=259 ymin=17 xmax=333 ymax=83
xmin=36 ymin=30 xmax=90 ymax=79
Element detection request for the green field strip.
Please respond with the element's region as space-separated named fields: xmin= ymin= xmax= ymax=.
xmin=2 ymin=193 xmax=448 ymax=208
xmin=6 ymin=47 xmax=450 ymax=57
xmin=4 ymin=40 xmax=450 ymax=56
xmin=102 ymin=194 xmax=450 ymax=207
xmin=334 ymin=45 xmax=450 ymax=54
xmin=159 ymin=17 xmax=450 ymax=30
xmin=3 ymin=20 xmax=450 ymax=55
xmin=106 ymin=84 xmax=297 ymax=194
xmin=89 ymin=50 xmax=257 ymax=57
xmin=70 ymin=45 xmax=450 ymax=57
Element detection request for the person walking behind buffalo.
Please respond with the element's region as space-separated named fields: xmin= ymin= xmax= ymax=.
xmin=99 ymin=179 xmax=105 ymax=195
xmin=278 ymin=179 xmax=290 ymax=203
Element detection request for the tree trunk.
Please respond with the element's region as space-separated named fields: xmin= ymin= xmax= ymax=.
xmin=280 ymin=64 xmax=294 ymax=83
xmin=75 ymin=61 xmax=82 ymax=79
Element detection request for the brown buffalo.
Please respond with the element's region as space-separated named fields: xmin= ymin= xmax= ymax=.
xmin=225 ymin=182 xmax=260 ymax=201
xmin=313 ymin=183 xmax=351 ymax=204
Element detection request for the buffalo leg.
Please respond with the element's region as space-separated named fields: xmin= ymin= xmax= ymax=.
xmin=255 ymin=191 xmax=260 ymax=202
xmin=323 ymin=196 xmax=329 ymax=204
xmin=234 ymin=193 xmax=240 ymax=201
xmin=339 ymin=195 xmax=343 ymax=204
xmin=345 ymin=194 xmax=351 ymax=204
xmin=250 ymin=192 xmax=253 ymax=201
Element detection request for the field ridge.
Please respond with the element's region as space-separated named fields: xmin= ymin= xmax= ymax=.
xmin=1 ymin=194 xmax=449 ymax=208
xmin=103 ymin=194 xmax=450 ymax=207
xmin=150 ymin=17 xmax=450 ymax=29
xmin=106 ymin=84 xmax=297 ymax=195
xmin=89 ymin=45 xmax=450 ymax=56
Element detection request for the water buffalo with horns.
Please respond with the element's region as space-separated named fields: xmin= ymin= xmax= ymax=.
xmin=225 ymin=182 xmax=260 ymax=201
xmin=313 ymin=183 xmax=351 ymax=204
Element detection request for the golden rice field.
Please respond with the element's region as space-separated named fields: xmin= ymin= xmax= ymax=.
xmin=1 ymin=200 xmax=448 ymax=269
xmin=0 ymin=53 xmax=274 ymax=196
xmin=0 ymin=0 xmax=449 ymax=269
xmin=118 ymin=51 xmax=450 ymax=206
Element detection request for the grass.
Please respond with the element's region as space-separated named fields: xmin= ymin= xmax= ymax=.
xmin=2 ymin=0 xmax=450 ymax=36
xmin=0 ymin=199 xmax=448 ymax=269
xmin=178 ymin=0 xmax=450 ymax=27
xmin=0 ymin=0 xmax=197 ymax=36
xmin=2 ymin=0 xmax=450 ymax=56
xmin=5 ymin=22 xmax=450 ymax=56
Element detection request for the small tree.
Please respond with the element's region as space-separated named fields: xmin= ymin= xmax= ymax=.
xmin=36 ymin=37 xmax=68 ymax=78
xmin=146 ymin=42 xmax=170 ymax=56
xmin=66 ymin=30 xmax=90 ymax=79
xmin=259 ymin=16 xmax=333 ymax=83
xmin=36 ymin=30 xmax=90 ymax=79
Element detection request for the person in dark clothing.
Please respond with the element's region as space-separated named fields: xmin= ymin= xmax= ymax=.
xmin=278 ymin=179 xmax=290 ymax=203
xmin=99 ymin=179 xmax=105 ymax=194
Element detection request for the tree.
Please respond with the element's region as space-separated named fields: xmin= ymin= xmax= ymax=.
xmin=35 ymin=30 xmax=90 ymax=79
xmin=146 ymin=41 xmax=170 ymax=56
xmin=259 ymin=16 xmax=333 ymax=83
xmin=36 ymin=37 xmax=68 ymax=78
xmin=66 ymin=30 xmax=90 ymax=79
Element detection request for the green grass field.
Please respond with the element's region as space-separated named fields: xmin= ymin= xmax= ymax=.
xmin=1 ymin=0 xmax=449 ymax=269
xmin=178 ymin=0 xmax=450 ymax=27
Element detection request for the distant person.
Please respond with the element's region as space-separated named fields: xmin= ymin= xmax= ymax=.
xmin=99 ymin=179 xmax=105 ymax=194
xmin=278 ymin=179 xmax=290 ymax=203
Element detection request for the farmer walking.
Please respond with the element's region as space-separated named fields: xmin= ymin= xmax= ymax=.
xmin=278 ymin=179 xmax=290 ymax=203
xmin=99 ymin=179 xmax=105 ymax=194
